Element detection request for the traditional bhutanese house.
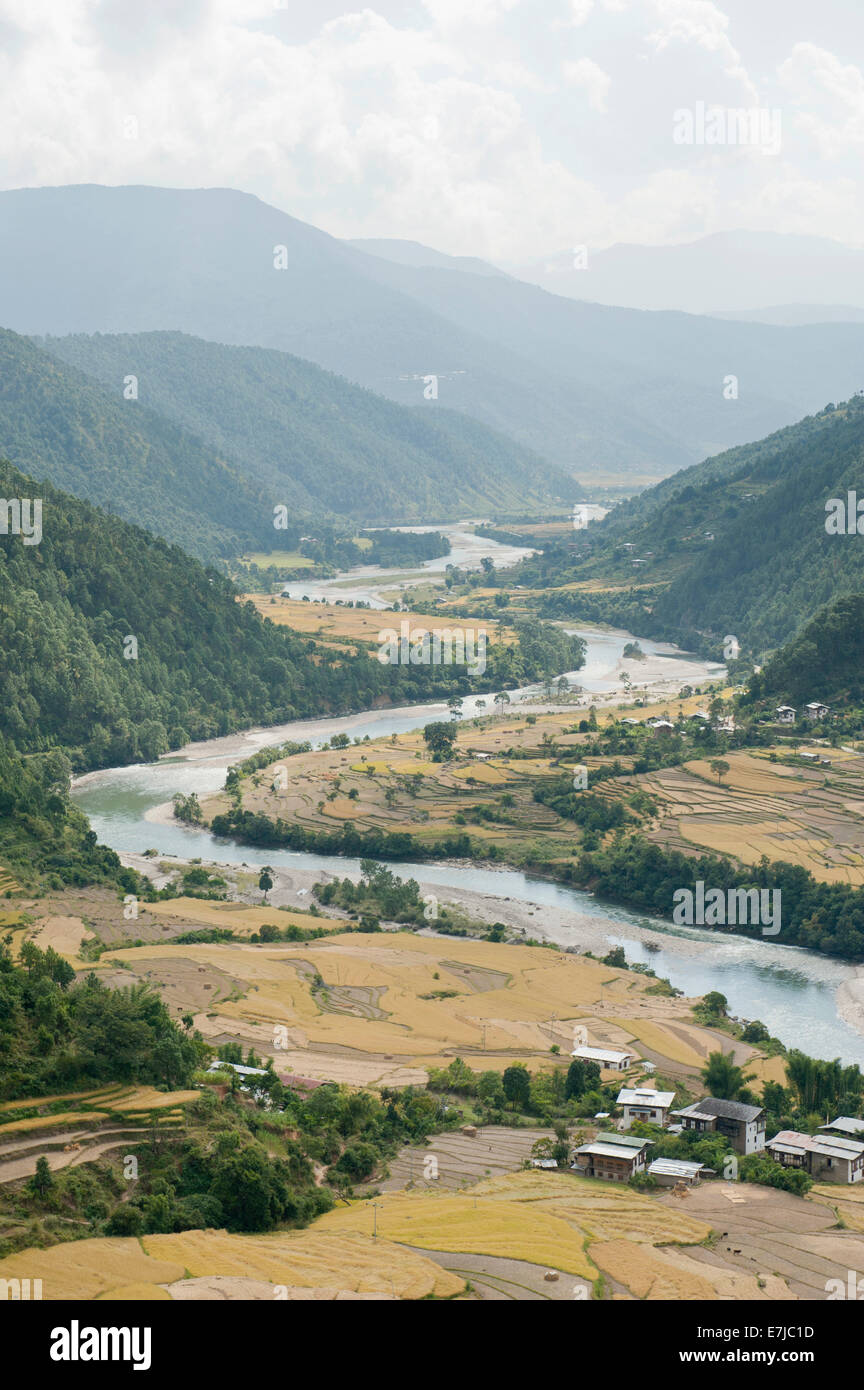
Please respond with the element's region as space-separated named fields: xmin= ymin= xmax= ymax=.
xmin=775 ymin=705 xmax=796 ymax=724
xmin=819 ymin=1116 xmax=864 ymax=1141
xmin=767 ymin=1130 xmax=864 ymax=1184
xmin=647 ymin=718 xmax=675 ymax=736
xmin=647 ymin=1158 xmax=710 ymax=1187
xmin=572 ymin=1132 xmax=651 ymax=1182
xmin=804 ymin=702 xmax=830 ymax=720
xmin=616 ymin=1087 xmax=676 ymax=1129
xmin=672 ymin=1098 xmax=766 ymax=1154
xmin=571 ymin=1045 xmax=633 ymax=1072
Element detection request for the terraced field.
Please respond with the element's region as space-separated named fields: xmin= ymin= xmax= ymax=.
xmin=0 ymin=1229 xmax=461 ymax=1300
xmin=640 ymin=748 xmax=864 ymax=884
xmin=91 ymin=927 xmax=727 ymax=1081
xmin=201 ymin=713 xmax=589 ymax=862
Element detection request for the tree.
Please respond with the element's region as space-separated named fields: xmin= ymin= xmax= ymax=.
xmin=422 ymin=721 xmax=458 ymax=761
xmin=28 ymin=1155 xmax=54 ymax=1198
xmin=701 ymin=1050 xmax=755 ymax=1100
xmin=565 ymin=1058 xmax=600 ymax=1100
xmin=502 ymin=1064 xmax=531 ymax=1111
xmin=710 ymin=759 xmax=730 ymax=786
xmin=494 ymin=691 xmax=511 ymax=717
xmin=258 ymin=868 xmax=274 ymax=903
xmin=703 ymin=991 xmax=728 ymax=1017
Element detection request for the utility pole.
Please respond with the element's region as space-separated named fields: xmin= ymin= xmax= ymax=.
xmin=372 ymin=1201 xmax=382 ymax=1239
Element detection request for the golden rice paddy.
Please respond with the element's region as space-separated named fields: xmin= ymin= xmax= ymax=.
xmin=0 ymin=1230 xmax=463 ymax=1300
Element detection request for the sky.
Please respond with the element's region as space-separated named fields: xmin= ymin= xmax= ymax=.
xmin=0 ymin=0 xmax=862 ymax=260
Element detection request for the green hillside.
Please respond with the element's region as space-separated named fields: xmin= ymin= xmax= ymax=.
xmin=747 ymin=593 xmax=864 ymax=706
xmin=523 ymin=397 xmax=864 ymax=659
xmin=41 ymin=329 xmax=577 ymax=521
xmin=0 ymin=458 xmax=584 ymax=886
xmin=0 ymin=328 xmax=271 ymax=561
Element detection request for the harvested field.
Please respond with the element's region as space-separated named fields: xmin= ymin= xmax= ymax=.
xmin=98 ymin=929 xmax=676 ymax=1071
xmin=639 ymin=748 xmax=864 ymax=884
xmin=377 ymin=1127 xmax=555 ymax=1192
xmin=243 ymin=594 xmax=515 ymax=649
xmin=0 ymin=1230 xmax=461 ymax=1300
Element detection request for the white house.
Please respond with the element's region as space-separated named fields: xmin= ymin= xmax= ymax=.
xmin=616 ymin=1088 xmax=676 ymax=1129
xmin=804 ymin=702 xmax=830 ymax=720
xmin=672 ymin=1098 xmax=766 ymax=1154
xmin=572 ymin=1045 xmax=632 ymax=1072
xmin=775 ymin=705 xmax=796 ymax=724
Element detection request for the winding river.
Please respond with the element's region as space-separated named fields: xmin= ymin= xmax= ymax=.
xmin=72 ymin=523 xmax=864 ymax=1064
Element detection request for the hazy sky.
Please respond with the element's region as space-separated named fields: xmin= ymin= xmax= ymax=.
xmin=0 ymin=0 xmax=862 ymax=259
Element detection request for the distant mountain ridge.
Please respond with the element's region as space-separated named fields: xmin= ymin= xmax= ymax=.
xmin=6 ymin=186 xmax=864 ymax=482
xmin=0 ymin=327 xmax=271 ymax=560
xmin=506 ymin=229 xmax=864 ymax=316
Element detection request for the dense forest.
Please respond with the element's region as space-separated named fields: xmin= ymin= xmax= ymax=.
xmin=745 ymin=593 xmax=864 ymax=706
xmin=504 ymin=396 xmax=864 ymax=661
xmin=42 ymin=330 xmax=579 ymax=521
xmin=567 ymin=835 xmax=864 ymax=962
xmin=0 ymin=328 xmax=272 ymax=560
xmin=0 ymin=940 xmax=206 ymax=1100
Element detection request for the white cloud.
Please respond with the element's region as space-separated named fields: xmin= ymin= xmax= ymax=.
xmin=0 ymin=0 xmax=861 ymax=259
xmin=645 ymin=0 xmax=755 ymax=96
xmin=778 ymin=43 xmax=864 ymax=158
xmin=563 ymin=57 xmax=611 ymax=112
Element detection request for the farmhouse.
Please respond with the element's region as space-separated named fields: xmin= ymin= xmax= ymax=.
xmin=819 ymin=1116 xmax=864 ymax=1140
xmin=647 ymin=719 xmax=675 ymax=737
xmin=672 ymin=1098 xmax=766 ymax=1154
xmin=647 ymin=1158 xmax=709 ymax=1187
xmin=616 ymin=1087 xmax=676 ymax=1129
xmin=803 ymin=702 xmax=830 ymax=720
xmin=572 ymin=1132 xmax=651 ymax=1182
xmin=775 ymin=705 xmax=796 ymax=724
xmin=572 ymin=1045 xmax=633 ymax=1072
xmin=766 ymin=1130 xmax=864 ymax=1184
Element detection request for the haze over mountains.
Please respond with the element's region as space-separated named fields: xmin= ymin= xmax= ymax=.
xmin=5 ymin=186 xmax=864 ymax=486
xmin=507 ymin=230 xmax=864 ymax=322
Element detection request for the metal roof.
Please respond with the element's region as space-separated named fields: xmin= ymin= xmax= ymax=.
xmin=576 ymin=1143 xmax=643 ymax=1161
xmin=648 ymin=1159 xmax=705 ymax=1178
xmin=820 ymin=1117 xmax=864 ymax=1137
xmin=676 ymin=1097 xmax=764 ymax=1123
xmin=572 ymin=1046 xmax=632 ymax=1063
xmin=617 ymin=1088 xmax=676 ymax=1108
xmin=594 ymin=1131 xmax=650 ymax=1149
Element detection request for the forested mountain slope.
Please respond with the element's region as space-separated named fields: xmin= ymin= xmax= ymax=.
xmin=40 ymin=330 xmax=577 ymax=520
xmin=550 ymin=398 xmax=864 ymax=657
xmin=0 ymin=328 xmax=271 ymax=560
xmin=747 ymin=594 xmax=864 ymax=706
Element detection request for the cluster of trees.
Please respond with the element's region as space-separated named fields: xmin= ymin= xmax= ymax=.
xmin=314 ymin=859 xmax=427 ymax=925
xmin=0 ymin=940 xmax=207 ymax=1100
xmin=567 ymin=834 xmax=864 ymax=962
xmin=0 ymin=734 xmax=137 ymax=889
xmin=425 ymin=1055 xmax=609 ymax=1125
xmin=11 ymin=1076 xmax=452 ymax=1248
